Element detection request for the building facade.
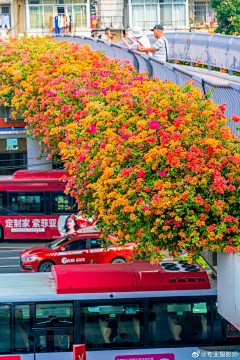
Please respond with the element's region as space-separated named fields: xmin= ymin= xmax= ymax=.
xmin=0 ymin=110 xmax=52 ymax=176
xmin=0 ymin=0 xmax=217 ymax=38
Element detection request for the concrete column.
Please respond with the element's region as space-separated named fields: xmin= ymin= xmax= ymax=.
xmin=27 ymin=137 xmax=52 ymax=171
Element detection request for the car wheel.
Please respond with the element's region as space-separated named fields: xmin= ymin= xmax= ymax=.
xmin=111 ymin=257 xmax=126 ymax=264
xmin=0 ymin=225 xmax=4 ymax=242
xmin=38 ymin=261 xmax=55 ymax=272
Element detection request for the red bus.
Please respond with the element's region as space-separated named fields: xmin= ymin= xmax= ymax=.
xmin=0 ymin=170 xmax=93 ymax=242
xmin=0 ymin=261 xmax=239 ymax=360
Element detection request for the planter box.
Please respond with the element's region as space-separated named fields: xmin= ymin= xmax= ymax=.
xmin=217 ymin=252 xmax=240 ymax=330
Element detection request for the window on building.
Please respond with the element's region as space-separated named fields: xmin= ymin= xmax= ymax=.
xmin=73 ymin=5 xmax=87 ymax=27
xmin=80 ymin=302 xmax=144 ymax=349
xmin=29 ymin=6 xmax=43 ymax=27
xmin=13 ymin=304 xmax=33 ymax=353
xmin=127 ymin=0 xmax=187 ymax=28
xmin=51 ymin=192 xmax=76 ymax=214
xmin=36 ymin=303 xmax=74 ymax=327
xmin=149 ymin=300 xmax=211 ymax=346
xmin=8 ymin=192 xmax=45 ymax=214
xmin=193 ymin=1 xmax=216 ymax=23
xmin=0 ymin=305 xmax=11 ymax=354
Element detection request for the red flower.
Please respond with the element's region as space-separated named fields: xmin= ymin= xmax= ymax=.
xmin=224 ymin=246 xmax=236 ymax=253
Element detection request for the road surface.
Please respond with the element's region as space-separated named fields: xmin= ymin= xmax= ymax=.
xmin=0 ymin=239 xmax=46 ymax=273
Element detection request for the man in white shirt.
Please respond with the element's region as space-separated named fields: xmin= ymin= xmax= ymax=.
xmin=101 ymin=27 xmax=114 ymax=42
xmin=137 ymin=24 xmax=169 ymax=62
xmin=122 ymin=26 xmax=152 ymax=55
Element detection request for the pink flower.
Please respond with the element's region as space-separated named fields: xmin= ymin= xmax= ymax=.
xmin=174 ymin=222 xmax=180 ymax=227
xmin=158 ymin=170 xmax=166 ymax=177
xmin=149 ymin=120 xmax=160 ymax=130
xmin=137 ymin=169 xmax=146 ymax=178
xmin=87 ymin=124 xmax=97 ymax=133
xmin=70 ymin=214 xmax=75 ymax=219
xmin=143 ymin=206 xmax=149 ymax=211
xmin=164 ymin=220 xmax=169 ymax=225
xmin=146 ymin=109 xmax=152 ymax=114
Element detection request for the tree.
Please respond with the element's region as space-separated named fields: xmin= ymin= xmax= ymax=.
xmin=211 ymin=0 xmax=240 ymax=34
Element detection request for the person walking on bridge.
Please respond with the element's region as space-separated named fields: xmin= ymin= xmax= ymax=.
xmin=137 ymin=24 xmax=169 ymax=62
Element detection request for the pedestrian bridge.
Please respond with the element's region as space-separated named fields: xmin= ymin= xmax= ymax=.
xmin=54 ymin=33 xmax=240 ymax=137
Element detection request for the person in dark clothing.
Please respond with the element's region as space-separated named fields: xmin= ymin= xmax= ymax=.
xmin=105 ymin=318 xmax=118 ymax=342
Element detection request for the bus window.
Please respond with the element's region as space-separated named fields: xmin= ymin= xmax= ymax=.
xmin=35 ymin=329 xmax=73 ymax=353
xmin=8 ymin=192 xmax=45 ymax=214
xmin=0 ymin=191 xmax=7 ymax=214
xmin=80 ymin=302 xmax=144 ymax=349
xmin=214 ymin=302 xmax=240 ymax=345
xmin=13 ymin=304 xmax=33 ymax=353
xmin=35 ymin=303 xmax=74 ymax=327
xmin=0 ymin=305 xmax=11 ymax=354
xmin=51 ymin=192 xmax=76 ymax=214
xmin=149 ymin=300 xmax=211 ymax=347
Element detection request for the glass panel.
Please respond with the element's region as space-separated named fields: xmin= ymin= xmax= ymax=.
xmin=43 ymin=0 xmax=57 ymax=4
xmin=81 ymin=302 xmax=144 ymax=349
xmin=73 ymin=0 xmax=87 ymax=2
xmin=0 ymin=305 xmax=11 ymax=353
xmin=51 ymin=192 xmax=76 ymax=213
xmin=160 ymin=4 xmax=172 ymax=25
xmin=146 ymin=4 xmax=157 ymax=27
xmin=44 ymin=5 xmax=53 ymax=27
xmin=149 ymin=300 xmax=211 ymax=346
xmin=65 ymin=239 xmax=87 ymax=251
xmin=8 ymin=192 xmax=45 ymax=213
xmin=214 ymin=302 xmax=240 ymax=345
xmin=29 ymin=0 xmax=42 ymax=3
xmin=48 ymin=235 xmax=71 ymax=250
xmin=29 ymin=6 xmax=43 ymax=28
xmin=173 ymin=4 xmax=186 ymax=25
xmin=132 ymin=5 xmax=144 ymax=27
xmin=35 ymin=329 xmax=73 ymax=352
xmin=36 ymin=303 xmax=74 ymax=327
xmin=145 ymin=0 xmax=158 ymax=2
xmin=73 ymin=5 xmax=87 ymax=26
xmin=13 ymin=304 xmax=33 ymax=353
xmin=0 ymin=191 xmax=7 ymax=214
xmin=67 ymin=5 xmax=72 ymax=13
xmin=131 ymin=0 xmax=144 ymax=3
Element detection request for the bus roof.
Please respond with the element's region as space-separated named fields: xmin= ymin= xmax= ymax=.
xmin=12 ymin=170 xmax=66 ymax=180
xmin=0 ymin=261 xmax=217 ymax=303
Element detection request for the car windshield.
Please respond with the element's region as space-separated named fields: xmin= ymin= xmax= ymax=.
xmin=47 ymin=236 xmax=71 ymax=250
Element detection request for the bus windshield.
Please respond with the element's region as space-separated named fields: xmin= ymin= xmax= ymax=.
xmin=47 ymin=236 xmax=71 ymax=250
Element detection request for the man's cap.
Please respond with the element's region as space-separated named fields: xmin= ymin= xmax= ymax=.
xmin=151 ymin=24 xmax=164 ymax=31
xmin=105 ymin=27 xmax=110 ymax=31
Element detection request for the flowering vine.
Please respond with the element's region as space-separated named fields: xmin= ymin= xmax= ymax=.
xmin=0 ymin=36 xmax=240 ymax=262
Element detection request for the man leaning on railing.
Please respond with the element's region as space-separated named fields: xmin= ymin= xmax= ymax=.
xmin=137 ymin=24 xmax=169 ymax=63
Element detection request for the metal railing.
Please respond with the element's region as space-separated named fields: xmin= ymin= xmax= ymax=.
xmin=54 ymin=34 xmax=240 ymax=137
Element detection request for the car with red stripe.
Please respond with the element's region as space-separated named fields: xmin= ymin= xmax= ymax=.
xmin=19 ymin=232 xmax=134 ymax=272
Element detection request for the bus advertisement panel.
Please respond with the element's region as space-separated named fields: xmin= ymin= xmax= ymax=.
xmin=0 ymin=170 xmax=95 ymax=241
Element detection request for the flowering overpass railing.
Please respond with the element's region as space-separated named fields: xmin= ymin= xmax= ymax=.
xmin=54 ymin=34 xmax=240 ymax=138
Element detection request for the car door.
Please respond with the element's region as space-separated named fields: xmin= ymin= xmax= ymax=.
xmin=88 ymin=238 xmax=114 ymax=264
xmin=57 ymin=238 xmax=89 ymax=265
